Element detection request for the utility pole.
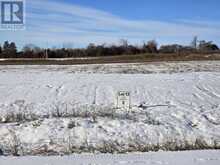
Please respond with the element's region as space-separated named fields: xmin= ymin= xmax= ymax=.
xmin=45 ymin=42 xmax=48 ymax=59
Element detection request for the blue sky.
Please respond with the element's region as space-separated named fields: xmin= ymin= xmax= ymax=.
xmin=1 ymin=0 xmax=220 ymax=49
xmin=64 ymin=0 xmax=220 ymax=21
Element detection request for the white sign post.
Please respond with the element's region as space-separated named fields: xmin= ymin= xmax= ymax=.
xmin=117 ymin=91 xmax=131 ymax=109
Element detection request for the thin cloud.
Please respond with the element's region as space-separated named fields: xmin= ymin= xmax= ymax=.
xmin=1 ymin=0 xmax=219 ymax=48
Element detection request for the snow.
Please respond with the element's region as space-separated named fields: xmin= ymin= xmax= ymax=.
xmin=0 ymin=61 xmax=220 ymax=155
xmin=0 ymin=61 xmax=220 ymax=74
xmin=0 ymin=150 xmax=220 ymax=165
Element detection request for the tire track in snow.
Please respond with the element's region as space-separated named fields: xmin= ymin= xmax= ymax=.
xmin=196 ymin=85 xmax=220 ymax=99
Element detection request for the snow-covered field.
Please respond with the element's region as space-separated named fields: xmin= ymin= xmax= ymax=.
xmin=0 ymin=61 xmax=220 ymax=156
xmin=1 ymin=61 xmax=220 ymax=74
xmin=1 ymin=150 xmax=220 ymax=165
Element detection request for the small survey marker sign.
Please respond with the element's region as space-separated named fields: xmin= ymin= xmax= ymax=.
xmin=117 ymin=91 xmax=131 ymax=109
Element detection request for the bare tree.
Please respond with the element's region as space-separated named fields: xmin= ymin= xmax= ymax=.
xmin=191 ymin=36 xmax=198 ymax=49
xmin=63 ymin=42 xmax=74 ymax=50
xmin=144 ymin=40 xmax=158 ymax=53
xmin=0 ymin=45 xmax=2 ymax=55
xmin=119 ymin=39 xmax=128 ymax=48
xmin=23 ymin=44 xmax=41 ymax=54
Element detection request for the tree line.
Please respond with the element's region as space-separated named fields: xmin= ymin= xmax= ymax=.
xmin=0 ymin=38 xmax=219 ymax=58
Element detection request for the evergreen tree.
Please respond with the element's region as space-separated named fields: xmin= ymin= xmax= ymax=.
xmin=2 ymin=41 xmax=17 ymax=57
xmin=9 ymin=42 xmax=17 ymax=56
xmin=3 ymin=41 xmax=10 ymax=50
